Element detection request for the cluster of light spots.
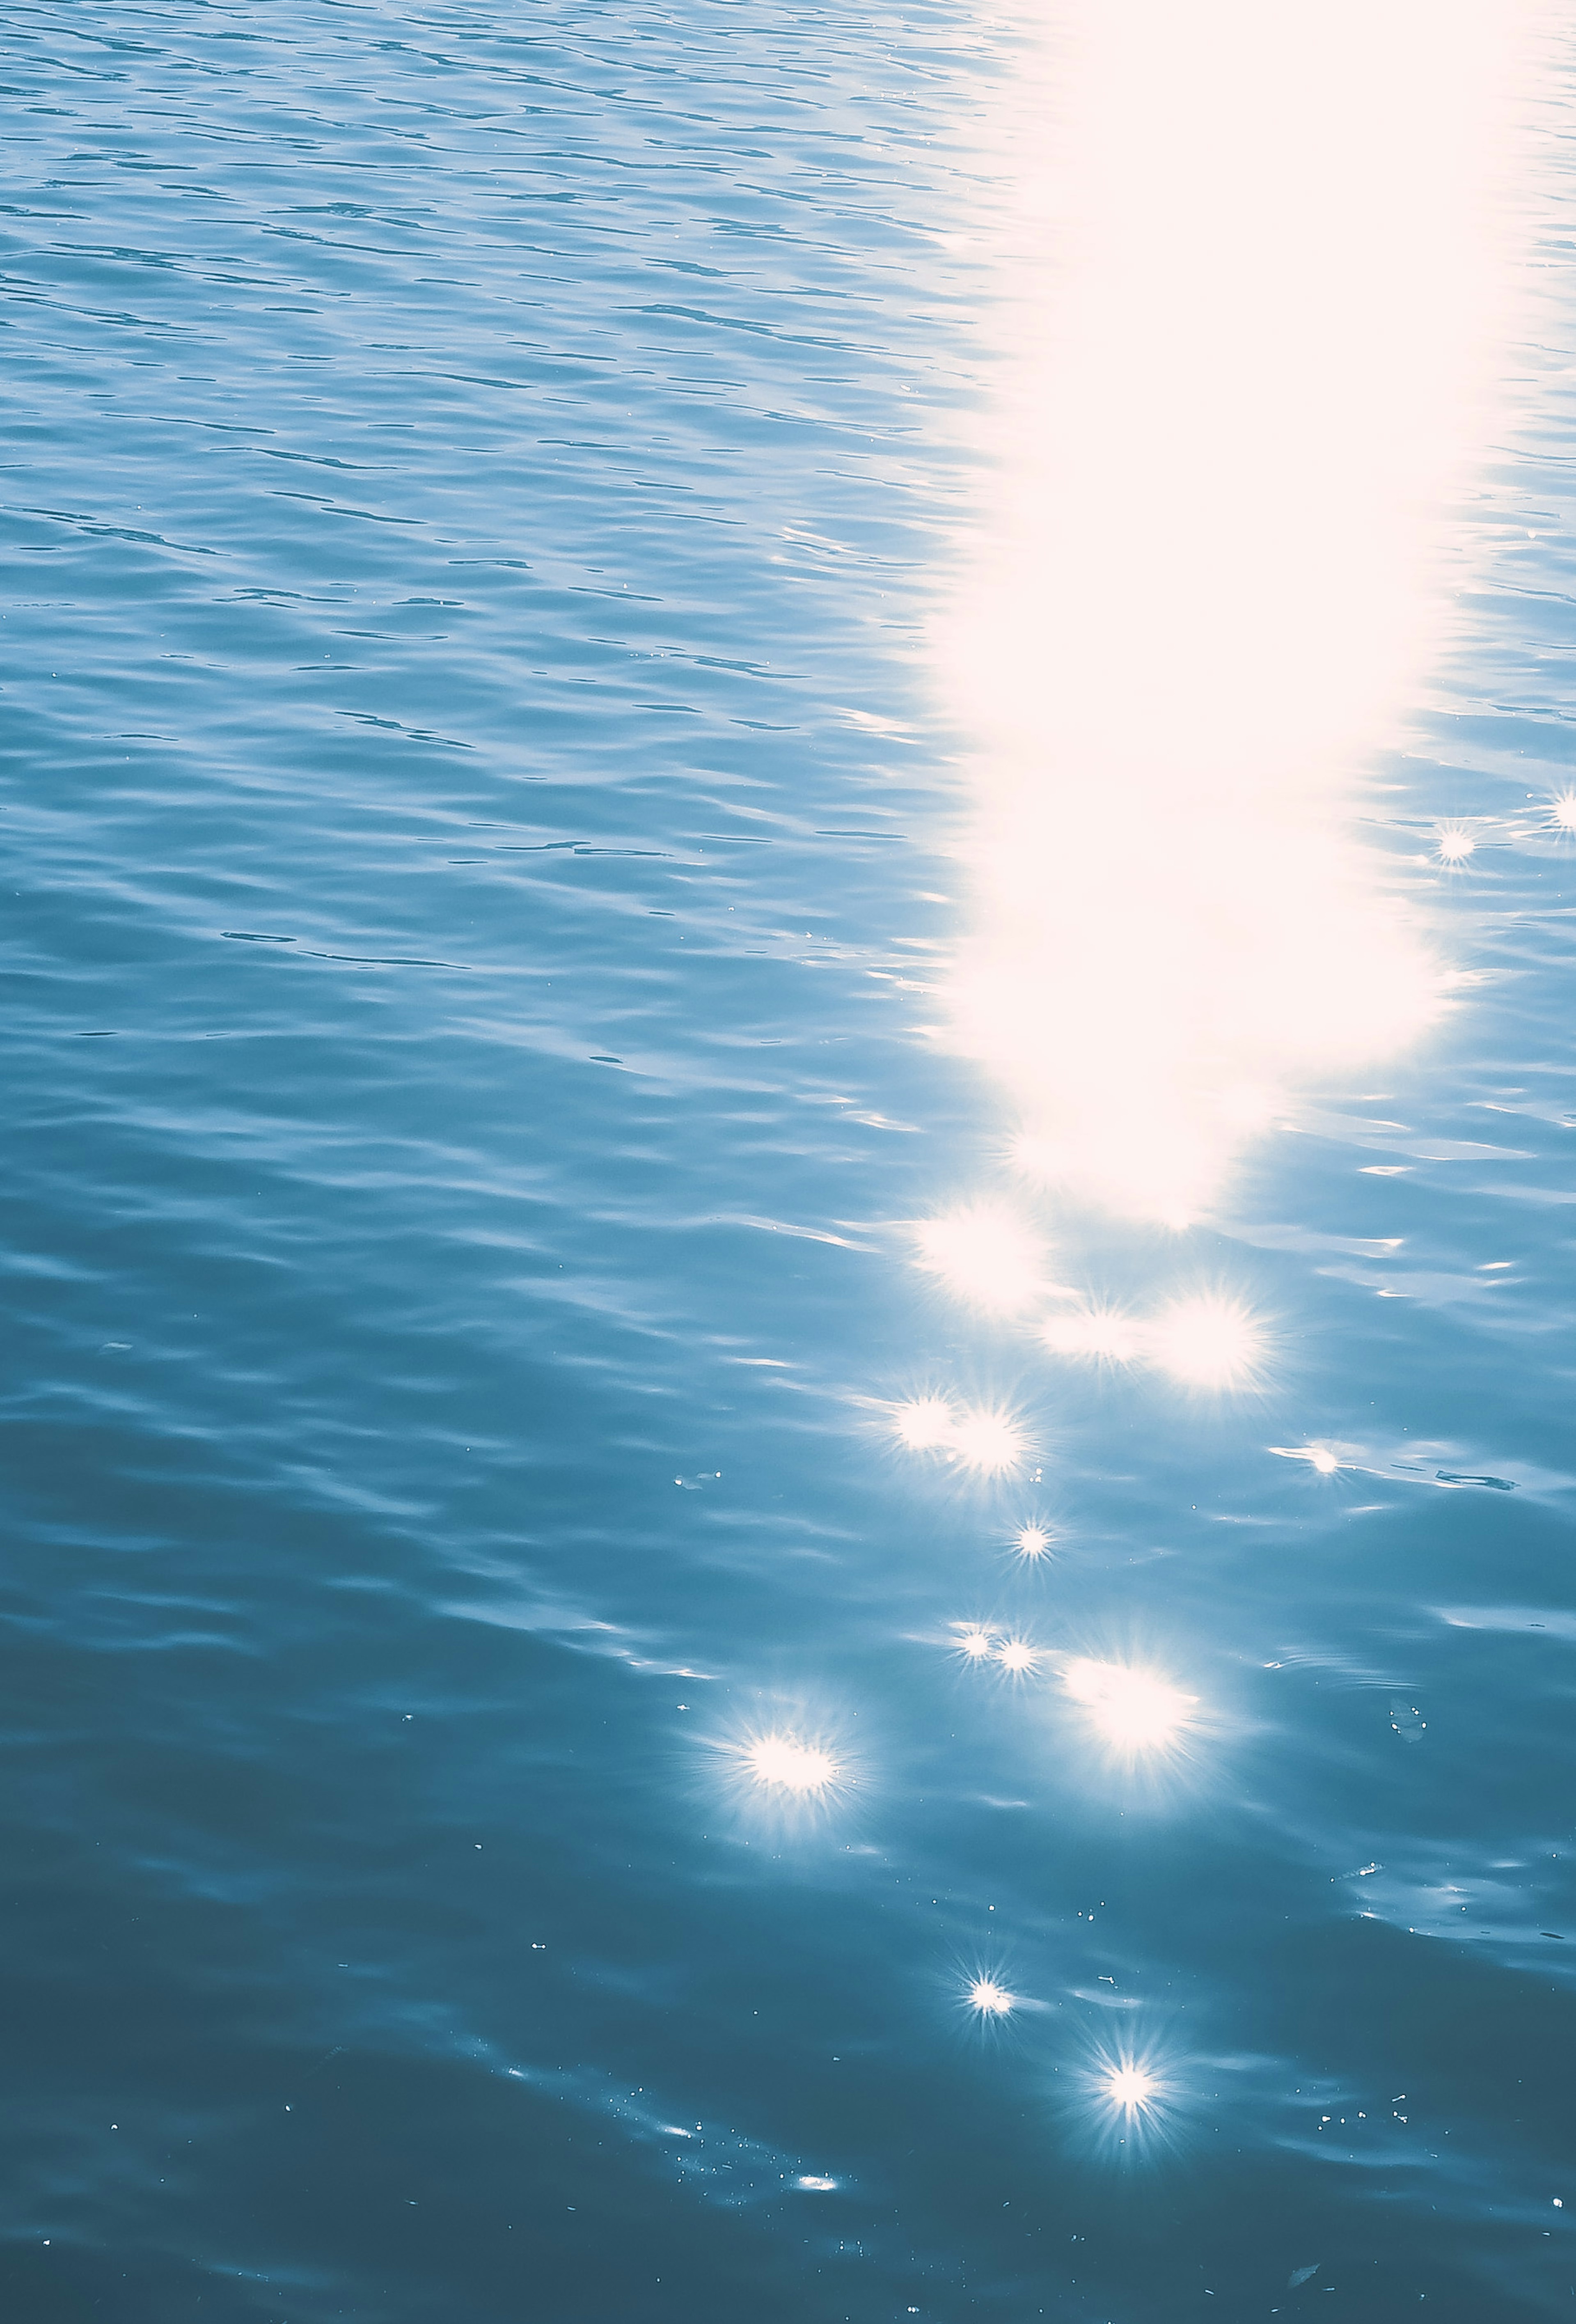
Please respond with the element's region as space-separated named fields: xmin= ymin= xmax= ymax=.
xmin=1015 ymin=1522 xmax=1052 ymax=1561
xmin=996 ymin=1637 xmax=1039 ymax=1675
xmin=913 ymin=1204 xmax=1046 ymax=1313
xmin=744 ymin=1735 xmax=839 ymax=1797
xmin=1434 ymin=823 xmax=1475 ymax=864
xmin=1040 ymin=1306 xmax=1141 ymax=1363
xmin=1147 ymin=1295 xmax=1265 ymax=1388
xmin=967 ymin=1978 xmax=1015 ymax=2017
xmin=891 ymin=1396 xmax=1029 ymax=1476
xmin=1062 ymin=1659 xmax=1196 ymax=1751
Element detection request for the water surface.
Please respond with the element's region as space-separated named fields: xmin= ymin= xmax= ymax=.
xmin=4 ymin=4 xmax=1576 ymax=2319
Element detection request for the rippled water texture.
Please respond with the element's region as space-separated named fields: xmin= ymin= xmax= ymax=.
xmin=6 ymin=4 xmax=1576 ymax=2319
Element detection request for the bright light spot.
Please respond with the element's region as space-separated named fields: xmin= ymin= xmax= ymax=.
xmin=797 ymin=2176 xmax=837 ymax=2192
xmin=891 ymin=1396 xmax=957 ymax=1453
xmin=1062 ymin=1659 xmax=1196 ymax=1750
xmin=948 ymin=1405 xmax=1029 ymax=1476
xmin=914 ymin=1205 xmax=1046 ymax=1313
xmin=956 ymin=1627 xmax=994 ymax=1662
xmin=744 ymin=1736 xmax=838 ymax=1796
xmin=1105 ymin=2064 xmax=1159 ymax=2113
xmin=1148 ymin=1295 xmax=1264 ymax=1388
xmin=1041 ymin=1306 xmax=1142 ymax=1362
xmin=1309 ymin=1446 xmax=1340 ymax=1474
xmin=968 ymin=1978 xmax=1015 ymax=2016
xmin=1434 ymin=823 xmax=1475 ymax=863
xmin=996 ymin=1636 xmax=1039 ymax=1674
xmin=928 ymin=2 xmax=1533 ymax=1219
xmin=1550 ymin=793 xmax=1576 ymax=832
xmin=1015 ymin=1522 xmax=1052 ymax=1561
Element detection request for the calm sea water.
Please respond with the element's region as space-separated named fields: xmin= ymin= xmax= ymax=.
xmin=5 ymin=5 xmax=1576 ymax=2320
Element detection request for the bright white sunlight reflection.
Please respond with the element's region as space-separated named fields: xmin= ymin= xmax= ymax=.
xmin=891 ymin=1397 xmax=1029 ymax=1475
xmin=1147 ymin=1296 xmax=1265 ymax=1390
xmin=1014 ymin=1522 xmax=1051 ymax=1561
xmin=1071 ymin=2042 xmax=1185 ymax=2159
xmin=891 ymin=1395 xmax=958 ymax=1452
xmin=1105 ymin=2064 xmax=1158 ymax=2113
xmin=935 ymin=2 xmax=1538 ymax=1223
xmin=967 ymin=1978 xmax=1016 ymax=2017
xmin=744 ymin=1736 xmax=839 ymax=1797
xmin=996 ymin=1637 xmax=1039 ymax=1675
xmin=913 ymin=1205 xmax=1045 ymax=1312
xmin=948 ymin=1407 xmax=1029 ymax=1475
xmin=955 ymin=1627 xmax=994 ymax=1663
xmin=1062 ymin=1659 xmax=1197 ymax=1754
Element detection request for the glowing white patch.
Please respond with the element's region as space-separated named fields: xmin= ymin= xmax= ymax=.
xmin=928 ymin=3 xmax=1535 ymax=1223
xmin=1435 ymin=823 xmax=1475 ymax=863
xmin=947 ymin=1406 xmax=1029 ymax=1475
xmin=1015 ymin=1523 xmax=1051 ymax=1560
xmin=968 ymin=1978 xmax=1015 ymax=2016
xmin=891 ymin=1396 xmax=957 ymax=1453
xmin=744 ymin=1736 xmax=838 ymax=1796
xmin=1063 ymin=1658 xmax=1195 ymax=1749
xmin=1105 ymin=2064 xmax=1159 ymax=2112
xmin=957 ymin=1628 xmax=994 ymax=1662
xmin=797 ymin=2176 xmax=837 ymax=2191
xmin=1308 ymin=1446 xmax=1340 ymax=1474
xmin=996 ymin=1637 xmax=1039 ymax=1674
xmin=1148 ymin=1295 xmax=1264 ymax=1387
xmin=914 ymin=1205 xmax=1046 ymax=1313
xmin=1041 ymin=1307 xmax=1142 ymax=1362
xmin=1551 ymin=793 xmax=1576 ymax=832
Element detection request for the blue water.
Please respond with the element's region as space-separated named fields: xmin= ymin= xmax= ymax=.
xmin=5 ymin=5 xmax=1576 ymax=2319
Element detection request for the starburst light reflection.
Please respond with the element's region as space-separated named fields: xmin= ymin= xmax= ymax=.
xmin=996 ymin=1636 xmax=1039 ymax=1675
xmin=1014 ymin=1522 xmax=1051 ymax=1561
xmin=1062 ymin=1659 xmax=1197 ymax=1754
xmin=891 ymin=1395 xmax=958 ymax=1453
xmin=1104 ymin=2063 xmax=1159 ymax=2113
xmin=967 ymin=1978 xmax=1016 ymax=2017
xmin=955 ymin=1627 xmax=994 ymax=1663
xmin=1550 ymin=792 xmax=1576 ymax=832
xmin=744 ymin=1735 xmax=839 ymax=1797
xmin=947 ymin=1405 xmax=1029 ymax=1476
xmin=1434 ymin=823 xmax=1475 ymax=864
xmin=913 ymin=1204 xmax=1046 ymax=1313
xmin=1148 ymin=1295 xmax=1265 ymax=1389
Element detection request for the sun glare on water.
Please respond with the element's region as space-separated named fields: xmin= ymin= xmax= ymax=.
xmin=933 ymin=1 xmax=1535 ymax=1226
xmin=744 ymin=1736 xmax=839 ymax=1797
xmin=1062 ymin=1659 xmax=1197 ymax=1753
xmin=1148 ymin=1296 xmax=1266 ymax=1389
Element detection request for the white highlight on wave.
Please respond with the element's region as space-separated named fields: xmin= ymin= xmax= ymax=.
xmin=889 ymin=1395 xmax=1031 ymax=1475
xmin=1040 ymin=1292 xmax=1266 ymax=1387
xmin=933 ymin=0 xmax=1540 ymax=1227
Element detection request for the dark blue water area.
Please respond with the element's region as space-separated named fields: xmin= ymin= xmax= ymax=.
xmin=4 ymin=5 xmax=1576 ymax=2321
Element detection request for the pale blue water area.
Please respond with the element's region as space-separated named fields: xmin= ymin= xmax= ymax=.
xmin=4 ymin=6 xmax=1576 ymax=2321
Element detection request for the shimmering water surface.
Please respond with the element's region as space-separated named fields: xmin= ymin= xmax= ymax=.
xmin=6 ymin=4 xmax=1576 ymax=2319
